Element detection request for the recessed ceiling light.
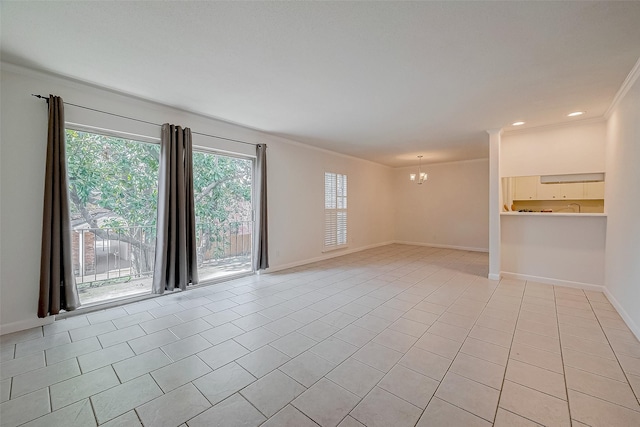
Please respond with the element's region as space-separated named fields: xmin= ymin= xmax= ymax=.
xmin=512 ymin=121 xmax=525 ymax=126
xmin=568 ymin=111 xmax=584 ymax=117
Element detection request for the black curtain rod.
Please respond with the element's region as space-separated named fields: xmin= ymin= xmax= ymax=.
xmin=31 ymin=94 xmax=259 ymax=147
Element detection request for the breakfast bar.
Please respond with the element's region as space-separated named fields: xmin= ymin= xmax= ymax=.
xmin=500 ymin=212 xmax=607 ymax=287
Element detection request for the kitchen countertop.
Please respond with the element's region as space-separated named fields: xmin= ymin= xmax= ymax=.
xmin=501 ymin=212 xmax=606 ymax=217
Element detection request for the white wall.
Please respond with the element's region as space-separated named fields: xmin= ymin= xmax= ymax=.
xmin=488 ymin=131 xmax=501 ymax=280
xmin=499 ymin=120 xmax=608 ymax=287
xmin=267 ymin=140 xmax=395 ymax=269
xmin=501 ymin=120 xmax=606 ymax=178
xmin=501 ymin=215 xmax=606 ymax=287
xmin=393 ymin=159 xmax=489 ymax=252
xmin=0 ymin=64 xmax=394 ymax=333
xmin=604 ymin=67 xmax=640 ymax=337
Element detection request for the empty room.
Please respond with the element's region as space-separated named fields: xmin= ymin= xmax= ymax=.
xmin=2 ymin=2 xmax=640 ymax=426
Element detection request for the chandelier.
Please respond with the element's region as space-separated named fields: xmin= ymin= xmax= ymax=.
xmin=409 ymin=155 xmax=428 ymax=184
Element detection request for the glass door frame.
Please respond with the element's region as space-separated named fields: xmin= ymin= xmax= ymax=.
xmin=64 ymin=124 xmax=161 ymax=306
xmin=191 ymin=145 xmax=256 ymax=285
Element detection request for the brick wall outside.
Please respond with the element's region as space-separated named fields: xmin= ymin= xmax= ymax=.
xmin=72 ymin=230 xmax=96 ymax=275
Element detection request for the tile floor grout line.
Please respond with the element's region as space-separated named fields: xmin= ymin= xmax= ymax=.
xmin=242 ymin=367 xmax=307 ymax=419
xmin=499 ymin=407 xmax=546 ymax=427
xmin=88 ymin=392 xmax=100 ymax=426
xmin=262 ymin=404 xmax=321 ymax=427
xmin=10 ymin=358 xmax=82 ymax=400
xmin=137 ymin=364 xmax=215 ymax=426
xmin=562 ymin=361 xmax=632 ymax=384
xmin=583 ymin=291 xmax=640 ymax=407
xmin=157 ymin=386 xmax=215 ymax=426
xmin=503 ymin=372 xmax=574 ymax=402
xmin=47 ymin=385 xmax=52 ymax=417
xmin=506 ymin=347 xmax=566 ymax=376
xmin=308 ymin=375 xmax=377 ymax=427
xmin=511 ymin=284 xmax=608 ymax=425
xmin=267 ymin=265 xmax=473 ymax=426
xmin=7 ymin=377 xmax=13 ymax=401
xmin=14 ymin=247 xmax=640 ymax=425
xmin=407 ymin=275 xmax=503 ymax=426
xmin=489 ymin=278 xmax=525 ymax=425
xmin=568 ymin=387 xmax=640 ymax=415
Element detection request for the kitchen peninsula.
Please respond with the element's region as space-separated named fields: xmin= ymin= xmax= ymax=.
xmin=501 ymin=212 xmax=606 ymax=288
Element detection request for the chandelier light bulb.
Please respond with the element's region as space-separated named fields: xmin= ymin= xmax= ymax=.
xmin=409 ymin=155 xmax=427 ymax=184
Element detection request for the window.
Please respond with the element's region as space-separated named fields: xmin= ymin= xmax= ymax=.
xmin=66 ymin=129 xmax=159 ymax=305
xmin=66 ymin=129 xmax=257 ymax=305
xmin=324 ymin=172 xmax=347 ymax=249
xmin=192 ymin=150 xmax=254 ymax=282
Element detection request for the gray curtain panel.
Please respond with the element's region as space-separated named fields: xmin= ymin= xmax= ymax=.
xmin=253 ymin=144 xmax=269 ymax=270
xmin=38 ymin=95 xmax=80 ymax=317
xmin=152 ymin=124 xmax=198 ymax=294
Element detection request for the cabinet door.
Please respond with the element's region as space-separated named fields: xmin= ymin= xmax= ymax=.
xmin=536 ymin=182 xmax=556 ymax=200
xmin=536 ymin=182 xmax=584 ymax=200
xmin=585 ymin=182 xmax=605 ymax=199
xmin=514 ymin=176 xmax=537 ymax=200
xmin=558 ymin=183 xmax=584 ymax=199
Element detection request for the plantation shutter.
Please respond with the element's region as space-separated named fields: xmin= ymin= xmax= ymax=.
xmin=324 ymin=172 xmax=347 ymax=249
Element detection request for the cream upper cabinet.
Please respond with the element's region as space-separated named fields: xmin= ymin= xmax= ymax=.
xmin=559 ymin=183 xmax=584 ymax=199
xmin=584 ymin=181 xmax=605 ymax=199
xmin=536 ymin=182 xmax=584 ymax=200
xmin=513 ymin=176 xmax=537 ymax=200
xmin=511 ymin=175 xmax=604 ymax=201
xmin=535 ymin=181 xmax=555 ymax=200
xmin=563 ymin=183 xmax=586 ymax=199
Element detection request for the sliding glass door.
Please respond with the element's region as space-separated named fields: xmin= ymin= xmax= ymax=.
xmin=66 ymin=129 xmax=159 ymax=305
xmin=66 ymin=130 xmax=253 ymax=306
xmin=192 ymin=150 xmax=253 ymax=282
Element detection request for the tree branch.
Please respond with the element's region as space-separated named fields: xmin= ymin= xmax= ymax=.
xmin=195 ymin=178 xmax=230 ymax=203
xmin=70 ymin=186 xmax=99 ymax=229
xmin=69 ymin=185 xmax=155 ymax=252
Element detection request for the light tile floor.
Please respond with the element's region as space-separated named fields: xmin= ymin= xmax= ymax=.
xmin=1 ymin=244 xmax=640 ymax=426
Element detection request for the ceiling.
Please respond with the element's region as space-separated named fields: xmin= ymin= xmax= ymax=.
xmin=2 ymin=2 xmax=640 ymax=167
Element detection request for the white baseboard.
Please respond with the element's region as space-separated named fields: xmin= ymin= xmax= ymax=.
xmin=603 ymin=288 xmax=640 ymax=341
xmin=265 ymin=241 xmax=395 ymax=273
xmin=488 ymin=273 xmax=501 ymax=281
xmin=500 ymin=271 xmax=605 ymax=292
xmin=267 ymin=240 xmax=488 ymax=275
xmin=393 ymin=240 xmax=489 ymax=253
xmin=0 ymin=316 xmax=54 ymax=336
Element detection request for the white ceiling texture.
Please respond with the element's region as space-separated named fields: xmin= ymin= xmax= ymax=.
xmin=2 ymin=1 xmax=640 ymax=167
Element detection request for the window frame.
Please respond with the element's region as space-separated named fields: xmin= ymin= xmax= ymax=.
xmin=64 ymin=126 xmax=161 ymax=305
xmin=191 ymin=146 xmax=257 ymax=279
xmin=64 ymin=123 xmax=259 ymax=307
xmin=324 ymin=171 xmax=348 ymax=252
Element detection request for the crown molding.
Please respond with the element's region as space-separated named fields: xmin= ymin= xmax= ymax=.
xmin=1 ymin=61 xmax=391 ymax=169
xmin=266 ymin=134 xmax=392 ymax=169
xmin=605 ymin=56 xmax=640 ymax=119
